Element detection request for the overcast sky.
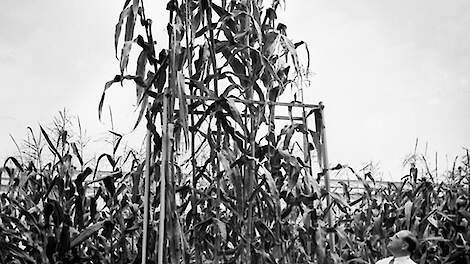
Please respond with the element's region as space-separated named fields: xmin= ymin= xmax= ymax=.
xmin=1 ymin=0 xmax=469 ymax=180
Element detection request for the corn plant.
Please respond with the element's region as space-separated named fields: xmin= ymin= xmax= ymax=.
xmin=326 ymin=156 xmax=470 ymax=264
xmin=98 ymin=0 xmax=328 ymax=263
xmin=1 ymin=124 xmax=147 ymax=263
xmin=2 ymin=125 xmax=469 ymax=263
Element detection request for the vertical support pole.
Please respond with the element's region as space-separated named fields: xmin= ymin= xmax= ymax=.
xmin=240 ymin=1 xmax=254 ymax=262
xmin=158 ymin=91 xmax=169 ymax=264
xmin=302 ymin=110 xmax=312 ymax=174
xmin=319 ymin=102 xmax=335 ymax=253
xmin=142 ymin=110 xmax=152 ymax=264
xmin=205 ymin=1 xmax=222 ymax=262
xmin=298 ymin=77 xmax=312 ymax=173
xmin=159 ymin=3 xmax=177 ymax=262
xmin=184 ymin=0 xmax=201 ymax=262
xmin=159 ymin=18 xmax=174 ymax=259
xmin=268 ymin=102 xmax=284 ymax=264
xmin=299 ymin=94 xmax=314 ymax=261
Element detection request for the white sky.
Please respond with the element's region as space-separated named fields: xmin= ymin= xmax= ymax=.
xmin=1 ymin=0 xmax=469 ymax=180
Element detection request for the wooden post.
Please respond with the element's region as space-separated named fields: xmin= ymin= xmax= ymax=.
xmin=302 ymin=110 xmax=312 ymax=173
xmin=142 ymin=110 xmax=152 ymax=264
xmin=238 ymin=0 xmax=254 ymax=262
xmin=158 ymin=91 xmax=170 ymax=264
xmin=159 ymin=25 xmax=173 ymax=261
xmin=319 ymin=102 xmax=335 ymax=253
xmin=184 ymin=0 xmax=201 ymax=262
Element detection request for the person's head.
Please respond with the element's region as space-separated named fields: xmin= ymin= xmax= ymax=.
xmin=387 ymin=230 xmax=418 ymax=257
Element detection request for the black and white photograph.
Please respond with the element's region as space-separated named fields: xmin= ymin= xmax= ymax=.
xmin=0 ymin=1 xmax=469 ymax=263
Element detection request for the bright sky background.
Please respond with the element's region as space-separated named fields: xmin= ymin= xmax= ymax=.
xmin=1 ymin=0 xmax=469 ymax=180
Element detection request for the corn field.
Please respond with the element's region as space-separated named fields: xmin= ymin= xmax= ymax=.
xmin=1 ymin=0 xmax=469 ymax=263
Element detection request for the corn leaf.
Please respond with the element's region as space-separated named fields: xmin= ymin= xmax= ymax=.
xmin=99 ymin=75 xmax=122 ymax=120
xmin=114 ymin=6 xmax=132 ymax=58
xmin=40 ymin=126 xmax=63 ymax=163
xmin=70 ymin=221 xmax=105 ymax=248
xmin=120 ymin=41 xmax=133 ymax=74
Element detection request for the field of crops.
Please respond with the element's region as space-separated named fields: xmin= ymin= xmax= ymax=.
xmin=1 ymin=126 xmax=469 ymax=263
xmin=1 ymin=0 xmax=469 ymax=263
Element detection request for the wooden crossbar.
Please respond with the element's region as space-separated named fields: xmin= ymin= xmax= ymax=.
xmin=186 ymin=110 xmax=308 ymax=121
xmin=185 ymin=94 xmax=321 ymax=109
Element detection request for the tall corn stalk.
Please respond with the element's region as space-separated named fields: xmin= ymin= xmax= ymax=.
xmin=101 ymin=0 xmax=328 ymax=263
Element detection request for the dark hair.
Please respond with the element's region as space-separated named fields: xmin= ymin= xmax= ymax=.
xmin=402 ymin=234 xmax=418 ymax=253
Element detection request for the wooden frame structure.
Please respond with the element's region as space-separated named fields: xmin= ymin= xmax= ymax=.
xmin=140 ymin=95 xmax=333 ymax=263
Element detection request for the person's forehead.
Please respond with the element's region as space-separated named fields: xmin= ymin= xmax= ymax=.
xmin=395 ymin=230 xmax=410 ymax=238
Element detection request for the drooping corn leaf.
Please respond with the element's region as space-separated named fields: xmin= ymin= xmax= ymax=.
xmin=40 ymin=126 xmax=63 ymax=163
xmin=93 ymin=154 xmax=116 ymax=180
xmin=70 ymin=220 xmax=105 ymax=248
xmin=115 ymin=6 xmax=132 ymax=58
xmin=99 ymin=75 xmax=122 ymax=120
xmin=135 ymin=50 xmax=148 ymax=103
xmin=3 ymin=156 xmax=23 ymax=172
xmin=120 ymin=41 xmax=133 ymax=74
